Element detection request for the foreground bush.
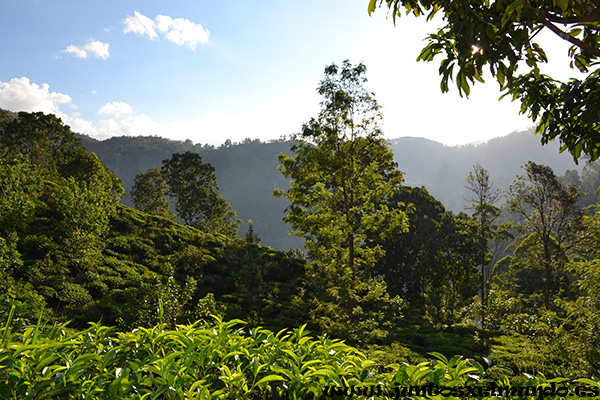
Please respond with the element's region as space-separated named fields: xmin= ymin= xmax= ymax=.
xmin=0 ymin=309 xmax=382 ymax=399
xmin=1 ymin=309 xmax=599 ymax=399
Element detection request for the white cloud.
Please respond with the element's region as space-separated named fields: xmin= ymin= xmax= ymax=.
xmin=97 ymin=101 xmax=133 ymax=116
xmin=62 ymin=40 xmax=110 ymax=60
xmin=123 ymin=11 xmax=158 ymax=40
xmin=64 ymin=113 xmax=100 ymax=137
xmin=123 ymin=11 xmax=209 ymax=49
xmin=155 ymin=15 xmax=210 ymax=49
xmin=0 ymin=77 xmax=165 ymax=140
xmin=98 ymin=114 xmax=162 ymax=139
xmin=0 ymin=77 xmax=72 ymax=114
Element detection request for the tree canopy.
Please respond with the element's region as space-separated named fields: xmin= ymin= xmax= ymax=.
xmin=131 ymin=167 xmax=175 ymax=221
xmin=161 ymin=152 xmax=240 ymax=237
xmin=508 ymin=161 xmax=582 ymax=307
xmin=465 ymin=164 xmax=501 ymax=328
xmin=275 ymin=61 xmax=408 ymax=343
xmin=275 ymin=61 xmax=408 ymax=272
xmin=368 ymin=0 xmax=600 ymax=161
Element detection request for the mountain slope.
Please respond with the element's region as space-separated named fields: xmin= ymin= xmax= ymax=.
xmin=80 ymin=131 xmax=582 ymax=250
xmin=389 ymin=132 xmax=580 ymax=211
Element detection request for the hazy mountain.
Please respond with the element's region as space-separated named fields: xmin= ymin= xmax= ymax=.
xmin=80 ymin=130 xmax=582 ymax=250
xmin=390 ymin=132 xmax=581 ymax=211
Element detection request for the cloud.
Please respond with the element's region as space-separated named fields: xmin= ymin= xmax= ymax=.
xmin=97 ymin=101 xmax=133 ymax=116
xmin=123 ymin=11 xmax=158 ymax=40
xmin=0 ymin=77 xmax=164 ymax=140
xmin=123 ymin=11 xmax=209 ymax=49
xmin=97 ymin=114 xmax=162 ymax=139
xmin=64 ymin=113 xmax=100 ymax=137
xmin=155 ymin=15 xmax=210 ymax=49
xmin=0 ymin=77 xmax=72 ymax=114
xmin=62 ymin=40 xmax=110 ymax=60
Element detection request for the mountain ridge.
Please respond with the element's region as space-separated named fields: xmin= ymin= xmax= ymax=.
xmin=79 ymin=130 xmax=582 ymax=249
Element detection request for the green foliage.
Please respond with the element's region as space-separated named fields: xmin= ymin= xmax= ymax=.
xmin=507 ymin=69 xmax=600 ymax=162
xmin=373 ymin=186 xmax=446 ymax=309
xmin=369 ymin=0 xmax=600 ymax=161
xmin=275 ymin=61 xmax=407 ymax=270
xmin=0 ymin=111 xmax=124 ymax=324
xmin=508 ymin=161 xmax=582 ymax=308
xmin=131 ymin=167 xmax=175 ymax=221
xmin=0 ymin=110 xmax=305 ymax=334
xmin=275 ymin=61 xmax=408 ymax=344
xmin=553 ymin=209 xmax=600 ymax=375
xmin=0 ymin=154 xmax=42 ymax=234
xmin=465 ymin=163 xmax=502 ymax=328
xmin=162 ymin=151 xmax=240 ymax=237
xmin=4 ymin=313 xmax=597 ymax=399
xmin=84 ymin=205 xmax=306 ymax=332
xmin=425 ymin=212 xmax=479 ymax=326
xmin=0 ymin=316 xmax=385 ymax=399
xmin=373 ymin=187 xmax=479 ymax=326
xmin=7 ymin=108 xmax=600 ymax=376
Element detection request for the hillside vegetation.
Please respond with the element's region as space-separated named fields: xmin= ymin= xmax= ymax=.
xmin=79 ymin=130 xmax=582 ymax=250
xmin=3 ymin=97 xmax=600 ymax=398
xmin=0 ymin=109 xmax=305 ymax=334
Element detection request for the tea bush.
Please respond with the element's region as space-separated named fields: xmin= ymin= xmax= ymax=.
xmin=0 ymin=309 xmax=381 ymax=399
xmin=2 ymin=306 xmax=600 ymax=399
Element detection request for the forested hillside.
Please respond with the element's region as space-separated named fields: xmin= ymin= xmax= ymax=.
xmin=79 ymin=130 xmax=583 ymax=250
xmin=79 ymin=135 xmax=301 ymax=249
xmin=2 ymin=0 xmax=599 ymax=395
xmin=0 ymin=110 xmax=306 ymax=334
xmin=4 ymin=97 xmax=600 ymax=384
xmin=390 ymin=133 xmax=582 ymax=211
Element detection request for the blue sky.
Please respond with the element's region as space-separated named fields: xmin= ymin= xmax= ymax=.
xmin=0 ymin=0 xmax=584 ymax=146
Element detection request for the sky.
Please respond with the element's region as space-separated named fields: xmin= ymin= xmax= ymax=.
xmin=0 ymin=0 xmax=587 ymax=147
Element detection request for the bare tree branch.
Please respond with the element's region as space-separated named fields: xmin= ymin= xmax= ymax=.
xmin=544 ymin=10 xmax=600 ymax=24
xmin=539 ymin=12 xmax=600 ymax=57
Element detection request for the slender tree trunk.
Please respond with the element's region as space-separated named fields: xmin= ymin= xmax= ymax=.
xmin=480 ymin=222 xmax=486 ymax=329
xmin=543 ymin=237 xmax=551 ymax=309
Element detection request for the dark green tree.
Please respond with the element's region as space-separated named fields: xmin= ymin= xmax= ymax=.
xmin=465 ymin=163 xmax=501 ymax=328
xmin=508 ymin=161 xmax=582 ymax=308
xmin=562 ymin=207 xmax=600 ymax=375
xmin=0 ymin=111 xmax=124 ymax=321
xmin=245 ymin=219 xmax=260 ymax=244
xmin=131 ymin=167 xmax=175 ymax=220
xmin=433 ymin=212 xmax=479 ymax=326
xmin=0 ymin=111 xmax=80 ymax=171
xmin=275 ymin=61 xmax=407 ymax=273
xmin=372 ymin=186 xmax=479 ymax=326
xmin=162 ymin=152 xmax=240 ymax=237
xmin=368 ymin=0 xmax=600 ymax=161
xmin=275 ymin=60 xmax=408 ymax=344
xmin=0 ymin=153 xmax=41 ymax=236
xmin=373 ymin=186 xmax=446 ymax=311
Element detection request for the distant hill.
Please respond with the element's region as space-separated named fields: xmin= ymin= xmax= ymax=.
xmin=79 ymin=136 xmax=301 ymax=250
xmin=80 ymin=130 xmax=582 ymax=250
xmin=389 ymin=132 xmax=581 ymax=211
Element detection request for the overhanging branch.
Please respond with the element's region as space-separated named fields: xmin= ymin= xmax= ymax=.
xmin=544 ymin=10 xmax=600 ymax=24
xmin=540 ymin=12 xmax=600 ymax=57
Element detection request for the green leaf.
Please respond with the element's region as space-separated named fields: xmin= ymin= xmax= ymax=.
xmin=428 ymin=352 xmax=448 ymax=364
xmin=574 ymin=378 xmax=600 ymax=386
xmin=368 ymin=0 xmax=378 ymax=15
xmin=554 ymin=0 xmax=568 ymax=13
xmin=253 ymin=374 xmax=286 ymax=387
